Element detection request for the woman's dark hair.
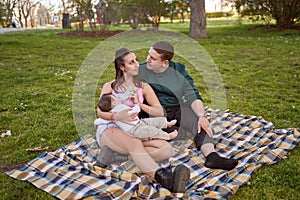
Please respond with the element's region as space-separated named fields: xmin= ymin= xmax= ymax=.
xmin=111 ymin=48 xmax=142 ymax=92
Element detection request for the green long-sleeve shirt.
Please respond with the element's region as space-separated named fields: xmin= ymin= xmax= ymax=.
xmin=139 ymin=61 xmax=202 ymax=109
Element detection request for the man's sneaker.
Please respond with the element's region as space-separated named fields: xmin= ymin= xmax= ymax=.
xmin=154 ymin=164 xmax=190 ymax=193
xmin=95 ymin=146 xmax=128 ymax=168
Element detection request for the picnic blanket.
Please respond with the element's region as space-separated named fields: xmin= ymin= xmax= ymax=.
xmin=6 ymin=108 xmax=300 ymax=199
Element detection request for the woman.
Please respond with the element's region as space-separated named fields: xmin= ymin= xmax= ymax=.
xmin=96 ymin=48 xmax=190 ymax=193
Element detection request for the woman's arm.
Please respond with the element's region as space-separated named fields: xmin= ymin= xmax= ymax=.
xmin=140 ymin=83 xmax=164 ymax=117
xmin=97 ymin=81 xmax=114 ymax=120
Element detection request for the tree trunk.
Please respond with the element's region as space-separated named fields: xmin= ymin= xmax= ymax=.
xmin=189 ymin=0 xmax=207 ymax=38
xmin=271 ymin=0 xmax=297 ymax=28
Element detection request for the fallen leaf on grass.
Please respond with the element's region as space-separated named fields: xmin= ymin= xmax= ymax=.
xmin=1 ymin=130 xmax=11 ymax=138
xmin=26 ymin=146 xmax=49 ymax=152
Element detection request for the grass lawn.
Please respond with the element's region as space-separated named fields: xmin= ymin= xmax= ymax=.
xmin=0 ymin=19 xmax=299 ymax=199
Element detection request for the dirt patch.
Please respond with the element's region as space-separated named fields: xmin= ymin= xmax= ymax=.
xmin=57 ymin=30 xmax=124 ymax=38
xmin=56 ymin=28 xmax=181 ymax=38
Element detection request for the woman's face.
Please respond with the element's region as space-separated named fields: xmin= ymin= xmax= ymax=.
xmin=121 ymin=52 xmax=139 ymax=77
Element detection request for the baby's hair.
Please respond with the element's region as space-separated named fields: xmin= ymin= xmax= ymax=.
xmin=98 ymin=93 xmax=113 ymax=112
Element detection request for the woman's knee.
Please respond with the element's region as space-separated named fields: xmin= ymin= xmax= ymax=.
xmin=151 ymin=140 xmax=173 ymax=158
xmin=99 ymin=128 xmax=116 ymax=146
xmin=127 ymin=137 xmax=144 ymax=151
xmin=147 ymin=139 xmax=170 ymax=148
xmin=154 ymin=142 xmax=172 ymax=161
xmin=164 ymin=142 xmax=173 ymax=157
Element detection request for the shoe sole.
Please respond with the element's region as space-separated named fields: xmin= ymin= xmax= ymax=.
xmin=173 ymin=164 xmax=190 ymax=193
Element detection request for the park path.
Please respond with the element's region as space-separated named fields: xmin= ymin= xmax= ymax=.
xmin=0 ymin=28 xmax=27 ymax=34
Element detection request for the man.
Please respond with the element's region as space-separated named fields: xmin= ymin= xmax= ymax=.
xmin=138 ymin=41 xmax=238 ymax=170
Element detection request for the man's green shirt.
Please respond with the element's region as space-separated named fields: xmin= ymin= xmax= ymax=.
xmin=139 ymin=61 xmax=202 ymax=109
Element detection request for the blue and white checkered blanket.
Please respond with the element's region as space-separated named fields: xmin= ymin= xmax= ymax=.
xmin=6 ymin=108 xmax=300 ymax=199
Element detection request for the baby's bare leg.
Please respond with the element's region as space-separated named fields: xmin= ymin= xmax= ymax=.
xmin=168 ymin=130 xmax=178 ymax=140
xmin=167 ymin=119 xmax=177 ymax=128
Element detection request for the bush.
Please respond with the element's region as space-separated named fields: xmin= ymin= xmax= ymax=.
xmin=206 ymin=11 xmax=234 ymax=18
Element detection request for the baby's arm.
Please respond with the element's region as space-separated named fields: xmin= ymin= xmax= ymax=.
xmin=128 ymin=105 xmax=141 ymax=115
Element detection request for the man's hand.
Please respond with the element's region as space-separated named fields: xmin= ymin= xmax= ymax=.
xmin=197 ymin=117 xmax=213 ymax=137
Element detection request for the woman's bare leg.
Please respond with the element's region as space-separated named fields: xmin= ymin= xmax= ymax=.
xmin=100 ymin=128 xmax=190 ymax=192
xmin=142 ymin=139 xmax=172 ymax=162
xmin=100 ymin=127 xmax=160 ymax=176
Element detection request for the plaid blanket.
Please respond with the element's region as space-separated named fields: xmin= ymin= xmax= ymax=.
xmin=6 ymin=108 xmax=300 ymax=199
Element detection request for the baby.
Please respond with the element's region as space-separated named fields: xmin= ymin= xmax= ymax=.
xmin=95 ymin=93 xmax=178 ymax=141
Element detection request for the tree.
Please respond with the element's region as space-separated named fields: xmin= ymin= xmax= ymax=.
xmin=145 ymin=0 xmax=167 ymax=28
xmin=0 ymin=1 xmax=4 ymax=26
xmin=36 ymin=3 xmax=50 ymax=25
xmin=71 ymin=0 xmax=95 ymax=30
xmin=119 ymin=0 xmax=167 ymax=28
xmin=177 ymin=0 xmax=189 ymax=23
xmin=119 ymin=0 xmax=145 ymax=29
xmin=165 ymin=0 xmax=189 ymax=23
xmin=95 ymin=0 xmax=121 ymax=28
xmin=189 ymin=0 xmax=207 ymax=38
xmin=101 ymin=0 xmax=168 ymax=29
xmin=2 ymin=0 xmax=18 ymax=27
xmin=235 ymin=0 xmax=300 ymax=28
xmin=16 ymin=0 xmax=39 ymax=28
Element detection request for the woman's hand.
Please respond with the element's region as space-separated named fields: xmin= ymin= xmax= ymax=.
xmin=114 ymin=108 xmax=138 ymax=124
xmin=130 ymin=89 xmax=139 ymax=104
xmin=197 ymin=117 xmax=213 ymax=137
xmin=141 ymin=83 xmax=164 ymax=117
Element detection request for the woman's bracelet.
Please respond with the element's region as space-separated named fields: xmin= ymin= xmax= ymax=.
xmin=110 ymin=112 xmax=116 ymax=120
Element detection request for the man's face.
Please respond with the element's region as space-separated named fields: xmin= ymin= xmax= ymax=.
xmin=146 ymin=47 xmax=164 ymax=73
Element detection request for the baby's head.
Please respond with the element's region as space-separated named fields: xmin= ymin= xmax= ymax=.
xmin=98 ymin=93 xmax=121 ymax=112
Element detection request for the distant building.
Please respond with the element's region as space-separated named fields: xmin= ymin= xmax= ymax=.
xmin=205 ymin=0 xmax=236 ymax=13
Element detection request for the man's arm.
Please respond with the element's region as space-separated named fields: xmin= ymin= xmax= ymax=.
xmin=191 ymin=99 xmax=205 ymax=116
xmin=191 ymin=99 xmax=213 ymax=137
xmin=176 ymin=62 xmax=202 ymax=100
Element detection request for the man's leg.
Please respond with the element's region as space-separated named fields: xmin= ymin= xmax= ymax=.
xmin=194 ymin=129 xmax=238 ymax=170
xmin=180 ymin=105 xmax=238 ymax=170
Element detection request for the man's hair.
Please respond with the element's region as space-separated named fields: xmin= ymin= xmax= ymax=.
xmin=152 ymin=41 xmax=174 ymax=61
xmin=98 ymin=93 xmax=112 ymax=112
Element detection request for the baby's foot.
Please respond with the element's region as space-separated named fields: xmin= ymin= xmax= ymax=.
xmin=169 ymin=130 xmax=178 ymax=140
xmin=167 ymin=119 xmax=177 ymax=128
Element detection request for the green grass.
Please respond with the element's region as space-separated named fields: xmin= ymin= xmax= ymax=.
xmin=0 ymin=19 xmax=299 ymax=199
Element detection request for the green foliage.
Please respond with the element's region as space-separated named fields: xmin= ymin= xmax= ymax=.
xmin=71 ymin=0 xmax=95 ymax=30
xmin=235 ymin=0 xmax=300 ymax=27
xmin=165 ymin=0 xmax=189 ymax=23
xmin=206 ymin=11 xmax=234 ymax=18
xmin=118 ymin=0 xmax=169 ymax=28
xmin=92 ymin=0 xmax=188 ymax=29
xmin=0 ymin=21 xmax=299 ymax=199
xmin=118 ymin=0 xmax=151 ymax=29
